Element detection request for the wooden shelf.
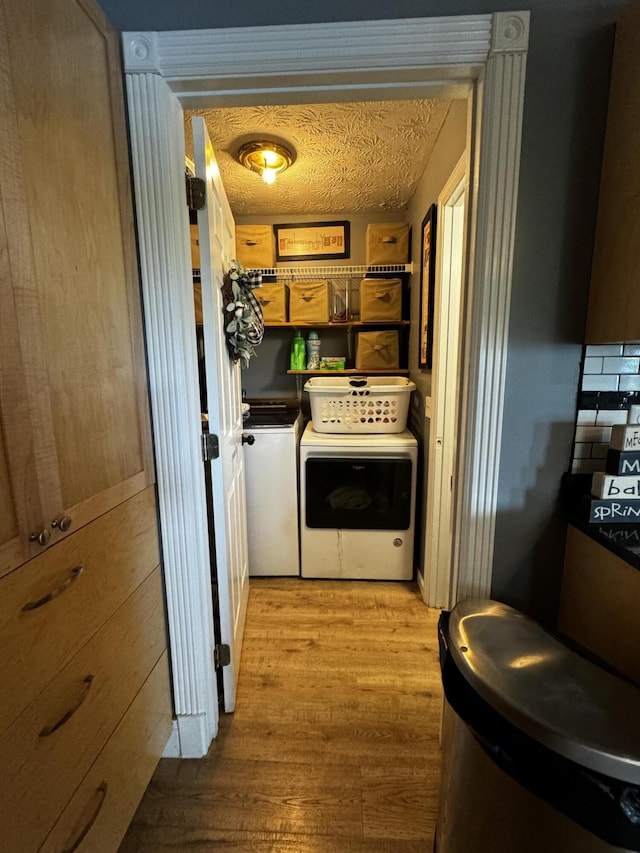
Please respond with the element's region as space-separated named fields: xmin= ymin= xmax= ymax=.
xmin=287 ymin=368 xmax=410 ymax=375
xmin=266 ymin=320 xmax=410 ymax=328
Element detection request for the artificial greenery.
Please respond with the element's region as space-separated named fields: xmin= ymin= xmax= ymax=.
xmin=221 ymin=260 xmax=264 ymax=368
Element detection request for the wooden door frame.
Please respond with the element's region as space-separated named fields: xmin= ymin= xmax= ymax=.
xmin=122 ymin=12 xmax=529 ymax=757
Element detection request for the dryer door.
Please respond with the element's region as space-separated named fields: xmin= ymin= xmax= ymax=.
xmin=305 ymin=456 xmax=413 ymax=530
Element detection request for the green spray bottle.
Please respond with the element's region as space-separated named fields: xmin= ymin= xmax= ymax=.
xmin=290 ymin=330 xmax=306 ymax=370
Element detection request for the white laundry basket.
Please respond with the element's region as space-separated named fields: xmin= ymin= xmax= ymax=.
xmin=304 ymin=376 xmax=415 ymax=433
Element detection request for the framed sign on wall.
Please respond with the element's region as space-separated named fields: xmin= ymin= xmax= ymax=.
xmin=274 ymin=221 xmax=350 ymax=262
xmin=419 ymin=205 xmax=437 ymax=369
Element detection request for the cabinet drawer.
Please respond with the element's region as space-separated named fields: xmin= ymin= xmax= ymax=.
xmin=559 ymin=525 xmax=640 ymax=685
xmin=0 ymin=486 xmax=159 ymax=732
xmin=40 ymin=652 xmax=172 ymax=853
xmin=0 ymin=567 xmax=167 ymax=853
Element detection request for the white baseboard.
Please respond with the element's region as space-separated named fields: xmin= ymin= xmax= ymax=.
xmin=162 ymin=721 xmax=181 ymax=758
xmin=161 ymin=713 xmax=215 ymax=758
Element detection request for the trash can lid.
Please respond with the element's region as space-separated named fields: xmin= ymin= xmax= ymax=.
xmin=448 ymin=598 xmax=640 ymax=784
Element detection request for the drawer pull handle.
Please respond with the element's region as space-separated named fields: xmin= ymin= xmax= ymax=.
xmin=22 ymin=566 xmax=84 ymax=611
xmin=62 ymin=782 xmax=108 ymax=853
xmin=39 ymin=674 xmax=94 ymax=737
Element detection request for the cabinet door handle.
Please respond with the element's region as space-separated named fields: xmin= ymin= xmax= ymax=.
xmin=61 ymin=782 xmax=108 ymax=853
xmin=39 ymin=674 xmax=94 ymax=737
xmin=52 ymin=515 xmax=73 ymax=532
xmin=22 ymin=566 xmax=84 ymax=611
xmin=29 ymin=528 xmax=51 ymax=547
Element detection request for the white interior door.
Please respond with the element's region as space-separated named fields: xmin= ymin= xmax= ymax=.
xmin=424 ymin=155 xmax=467 ymax=609
xmin=192 ymin=116 xmax=249 ymax=712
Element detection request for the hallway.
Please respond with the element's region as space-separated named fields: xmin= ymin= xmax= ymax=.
xmin=120 ymin=579 xmax=443 ymax=851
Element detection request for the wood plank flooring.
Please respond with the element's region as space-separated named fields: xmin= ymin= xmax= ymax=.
xmin=119 ymin=578 xmax=443 ymax=852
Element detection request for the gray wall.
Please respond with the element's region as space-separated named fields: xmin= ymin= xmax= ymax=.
xmin=101 ymin=0 xmax=625 ymax=624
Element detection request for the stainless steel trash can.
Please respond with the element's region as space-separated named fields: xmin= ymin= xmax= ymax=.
xmin=436 ymin=599 xmax=640 ymax=853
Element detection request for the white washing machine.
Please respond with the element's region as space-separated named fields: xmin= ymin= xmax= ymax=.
xmin=299 ymin=422 xmax=418 ymax=580
xmin=243 ymin=403 xmax=303 ymax=576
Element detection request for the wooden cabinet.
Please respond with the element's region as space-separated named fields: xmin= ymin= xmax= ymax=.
xmin=0 ymin=487 xmax=161 ymax=735
xmin=586 ymin=2 xmax=640 ymax=343
xmin=558 ymin=525 xmax=640 ymax=685
xmin=0 ymin=0 xmax=154 ymax=578
xmin=0 ymin=488 xmax=171 ymax=852
xmin=0 ymin=0 xmax=171 ymax=849
xmin=0 ymin=560 xmax=166 ymax=852
xmin=40 ymin=654 xmax=171 ymax=853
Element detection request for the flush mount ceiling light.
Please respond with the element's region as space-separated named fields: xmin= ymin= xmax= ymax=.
xmin=237 ymin=140 xmax=295 ymax=185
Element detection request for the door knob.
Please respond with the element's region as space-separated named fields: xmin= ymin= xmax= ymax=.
xmin=52 ymin=515 xmax=73 ymax=532
xmin=29 ymin=528 xmax=51 ymax=547
xmin=242 ymin=434 xmax=255 ymax=445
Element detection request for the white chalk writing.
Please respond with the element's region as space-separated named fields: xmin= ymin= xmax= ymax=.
xmin=593 ymin=502 xmax=640 ymax=520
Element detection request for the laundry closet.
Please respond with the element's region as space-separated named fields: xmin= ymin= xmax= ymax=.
xmin=188 ymin=97 xmax=468 ymax=589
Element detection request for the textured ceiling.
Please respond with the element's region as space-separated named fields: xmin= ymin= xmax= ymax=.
xmin=185 ymin=100 xmax=451 ymax=217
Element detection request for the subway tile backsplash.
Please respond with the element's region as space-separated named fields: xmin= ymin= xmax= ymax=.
xmin=571 ymin=344 xmax=640 ymax=474
xmin=583 ymin=357 xmax=603 ymax=374
xmin=585 ymin=344 xmax=624 ymax=357
xmin=576 ymin=410 xmax=596 ymax=425
xmin=595 ymin=409 xmax=629 ymax=426
xmin=575 ymin=425 xmax=612 ymax=444
xmin=602 ymin=356 xmax=640 ymax=374
xmin=619 ymin=375 xmax=640 ymax=391
xmin=581 ymin=374 xmax=619 ymax=392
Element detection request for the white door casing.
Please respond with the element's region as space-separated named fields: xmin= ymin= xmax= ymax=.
xmin=192 ymin=117 xmax=250 ymax=712
xmin=424 ymin=156 xmax=468 ymax=610
xmin=125 ymin=74 xmax=217 ymax=758
xmin=123 ymin=12 xmax=529 ymax=757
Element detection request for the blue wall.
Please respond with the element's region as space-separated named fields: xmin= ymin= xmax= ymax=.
xmin=100 ymin=0 xmax=626 ymax=623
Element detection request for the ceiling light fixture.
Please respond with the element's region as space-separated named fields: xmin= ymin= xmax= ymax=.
xmin=237 ymin=140 xmax=295 ymax=186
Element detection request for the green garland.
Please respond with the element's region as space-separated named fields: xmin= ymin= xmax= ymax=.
xmin=221 ymin=260 xmax=264 ymax=368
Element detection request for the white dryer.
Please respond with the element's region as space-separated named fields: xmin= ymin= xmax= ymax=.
xmin=299 ymin=422 xmax=417 ymax=580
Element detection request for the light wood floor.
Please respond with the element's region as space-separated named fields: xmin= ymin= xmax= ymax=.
xmin=119 ymin=578 xmax=443 ymax=852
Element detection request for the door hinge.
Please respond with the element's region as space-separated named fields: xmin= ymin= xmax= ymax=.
xmin=186 ymin=175 xmax=206 ymax=210
xmin=214 ymin=643 xmax=231 ymax=670
xmin=201 ymin=432 xmax=219 ymax=462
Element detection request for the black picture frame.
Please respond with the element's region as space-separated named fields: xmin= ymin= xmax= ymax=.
xmin=274 ymin=220 xmax=350 ymax=262
xmin=419 ymin=204 xmax=437 ymax=369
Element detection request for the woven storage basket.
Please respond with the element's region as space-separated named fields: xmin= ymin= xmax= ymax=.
xmin=355 ymin=330 xmax=399 ymax=370
xmin=256 ymin=282 xmax=288 ymax=323
xmin=235 ymin=224 xmax=275 ymax=269
xmin=359 ymin=278 xmax=403 ymax=322
xmin=289 ymin=280 xmax=330 ymax=323
xmin=304 ymin=376 xmax=415 ymax=433
xmin=365 ymin=223 xmax=410 ymax=265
